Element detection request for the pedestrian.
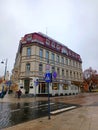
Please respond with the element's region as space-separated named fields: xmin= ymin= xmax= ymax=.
xmin=0 ymin=85 xmax=6 ymax=98
xmin=17 ymin=89 xmax=22 ymax=99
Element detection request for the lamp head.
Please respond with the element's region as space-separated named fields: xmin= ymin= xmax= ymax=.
xmin=1 ymin=61 xmax=4 ymax=64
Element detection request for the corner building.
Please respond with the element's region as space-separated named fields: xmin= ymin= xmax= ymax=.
xmin=12 ymin=32 xmax=83 ymax=96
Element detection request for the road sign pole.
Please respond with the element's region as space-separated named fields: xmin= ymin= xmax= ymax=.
xmin=47 ymin=82 xmax=50 ymax=120
xmin=45 ymin=62 xmax=51 ymax=120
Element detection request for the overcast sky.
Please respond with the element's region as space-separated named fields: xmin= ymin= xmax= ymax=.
xmin=0 ymin=0 xmax=98 ymax=76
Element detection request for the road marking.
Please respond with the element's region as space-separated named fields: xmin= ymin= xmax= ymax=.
xmin=30 ymin=103 xmax=54 ymax=109
xmin=50 ymin=106 xmax=76 ymax=114
xmin=11 ymin=109 xmax=20 ymax=112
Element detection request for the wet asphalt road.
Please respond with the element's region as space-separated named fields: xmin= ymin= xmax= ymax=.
xmin=0 ymin=101 xmax=79 ymax=129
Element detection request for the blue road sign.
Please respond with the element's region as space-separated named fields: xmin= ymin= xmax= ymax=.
xmin=52 ymin=71 xmax=57 ymax=79
xmin=34 ymin=79 xmax=39 ymax=87
xmin=45 ymin=73 xmax=52 ymax=83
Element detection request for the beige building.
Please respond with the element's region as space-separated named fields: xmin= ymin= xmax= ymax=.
xmin=12 ymin=32 xmax=83 ymax=96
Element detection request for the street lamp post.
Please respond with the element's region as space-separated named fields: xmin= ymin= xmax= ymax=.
xmin=1 ymin=59 xmax=8 ymax=80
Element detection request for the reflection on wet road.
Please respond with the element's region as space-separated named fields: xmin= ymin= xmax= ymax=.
xmin=0 ymin=101 xmax=79 ymax=129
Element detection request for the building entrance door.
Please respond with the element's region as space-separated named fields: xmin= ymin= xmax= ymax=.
xmin=38 ymin=82 xmax=47 ymax=94
xmin=24 ymin=79 xmax=30 ymax=94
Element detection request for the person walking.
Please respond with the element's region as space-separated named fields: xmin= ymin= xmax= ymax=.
xmin=17 ymin=89 xmax=22 ymax=99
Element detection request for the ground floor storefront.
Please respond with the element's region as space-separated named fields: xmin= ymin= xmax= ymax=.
xmin=18 ymin=77 xmax=81 ymax=96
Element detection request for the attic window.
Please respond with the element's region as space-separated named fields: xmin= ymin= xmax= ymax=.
xmin=46 ymin=39 xmax=50 ymax=46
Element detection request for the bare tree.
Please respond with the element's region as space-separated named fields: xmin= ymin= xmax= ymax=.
xmin=83 ymin=67 xmax=98 ymax=92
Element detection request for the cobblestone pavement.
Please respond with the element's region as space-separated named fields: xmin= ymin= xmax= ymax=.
xmin=1 ymin=92 xmax=98 ymax=130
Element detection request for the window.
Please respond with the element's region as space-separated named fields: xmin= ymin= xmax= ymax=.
xmin=62 ymin=69 xmax=64 ymax=76
xmin=77 ymin=72 xmax=78 ymax=78
xmin=46 ymin=50 xmax=49 ymax=62
xmin=51 ymin=53 xmax=55 ymax=62
xmin=71 ymin=60 xmax=73 ymax=66
xmin=56 ymin=55 xmax=60 ymax=62
xmin=57 ymin=67 xmax=60 ymax=76
xmin=70 ymin=71 xmax=72 ymax=78
xmin=52 ymin=83 xmax=58 ymax=90
xmin=66 ymin=70 xmax=68 ymax=77
xmin=69 ymin=59 xmax=71 ymax=66
xmin=63 ymin=84 xmax=68 ymax=90
xmin=73 ymin=61 xmax=75 ymax=67
xmin=66 ymin=58 xmax=68 ymax=65
xmin=39 ymin=63 xmax=43 ymax=72
xmin=52 ymin=66 xmax=55 ymax=73
xmin=27 ymin=47 xmax=31 ymax=57
xmin=74 ymin=72 xmax=76 ymax=78
xmin=79 ymin=63 xmax=81 ymax=68
xmin=26 ymin=63 xmax=30 ymax=72
xmin=61 ymin=57 xmax=64 ymax=64
xmin=80 ymin=73 xmax=82 ymax=79
xmin=46 ymin=39 xmax=50 ymax=46
xmin=51 ymin=42 xmax=55 ymax=48
xmin=39 ymin=48 xmax=43 ymax=59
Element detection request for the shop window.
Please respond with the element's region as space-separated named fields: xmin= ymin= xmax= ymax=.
xmin=63 ymin=84 xmax=68 ymax=90
xmin=52 ymin=83 xmax=58 ymax=90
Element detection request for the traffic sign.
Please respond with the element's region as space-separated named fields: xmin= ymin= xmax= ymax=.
xmin=44 ymin=73 xmax=52 ymax=83
xmin=52 ymin=71 xmax=57 ymax=79
xmin=34 ymin=79 xmax=39 ymax=87
xmin=45 ymin=64 xmax=50 ymax=71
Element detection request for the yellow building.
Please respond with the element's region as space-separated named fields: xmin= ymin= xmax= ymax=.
xmin=12 ymin=32 xmax=83 ymax=96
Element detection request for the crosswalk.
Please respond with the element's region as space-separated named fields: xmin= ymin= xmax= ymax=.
xmin=0 ymin=101 xmax=79 ymax=129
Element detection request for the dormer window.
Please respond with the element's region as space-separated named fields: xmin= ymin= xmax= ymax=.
xmin=56 ymin=44 xmax=61 ymax=51
xmin=51 ymin=42 xmax=55 ymax=48
xmin=46 ymin=39 xmax=50 ymax=46
xmin=26 ymin=34 xmax=32 ymax=41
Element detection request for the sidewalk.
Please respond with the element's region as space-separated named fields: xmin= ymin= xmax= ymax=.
xmin=1 ymin=93 xmax=98 ymax=130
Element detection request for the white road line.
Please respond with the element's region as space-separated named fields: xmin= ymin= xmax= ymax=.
xmin=30 ymin=103 xmax=54 ymax=109
xmin=11 ymin=109 xmax=20 ymax=112
xmin=50 ymin=106 xmax=76 ymax=114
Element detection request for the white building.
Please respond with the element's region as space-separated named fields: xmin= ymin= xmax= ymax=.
xmin=12 ymin=32 xmax=83 ymax=96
